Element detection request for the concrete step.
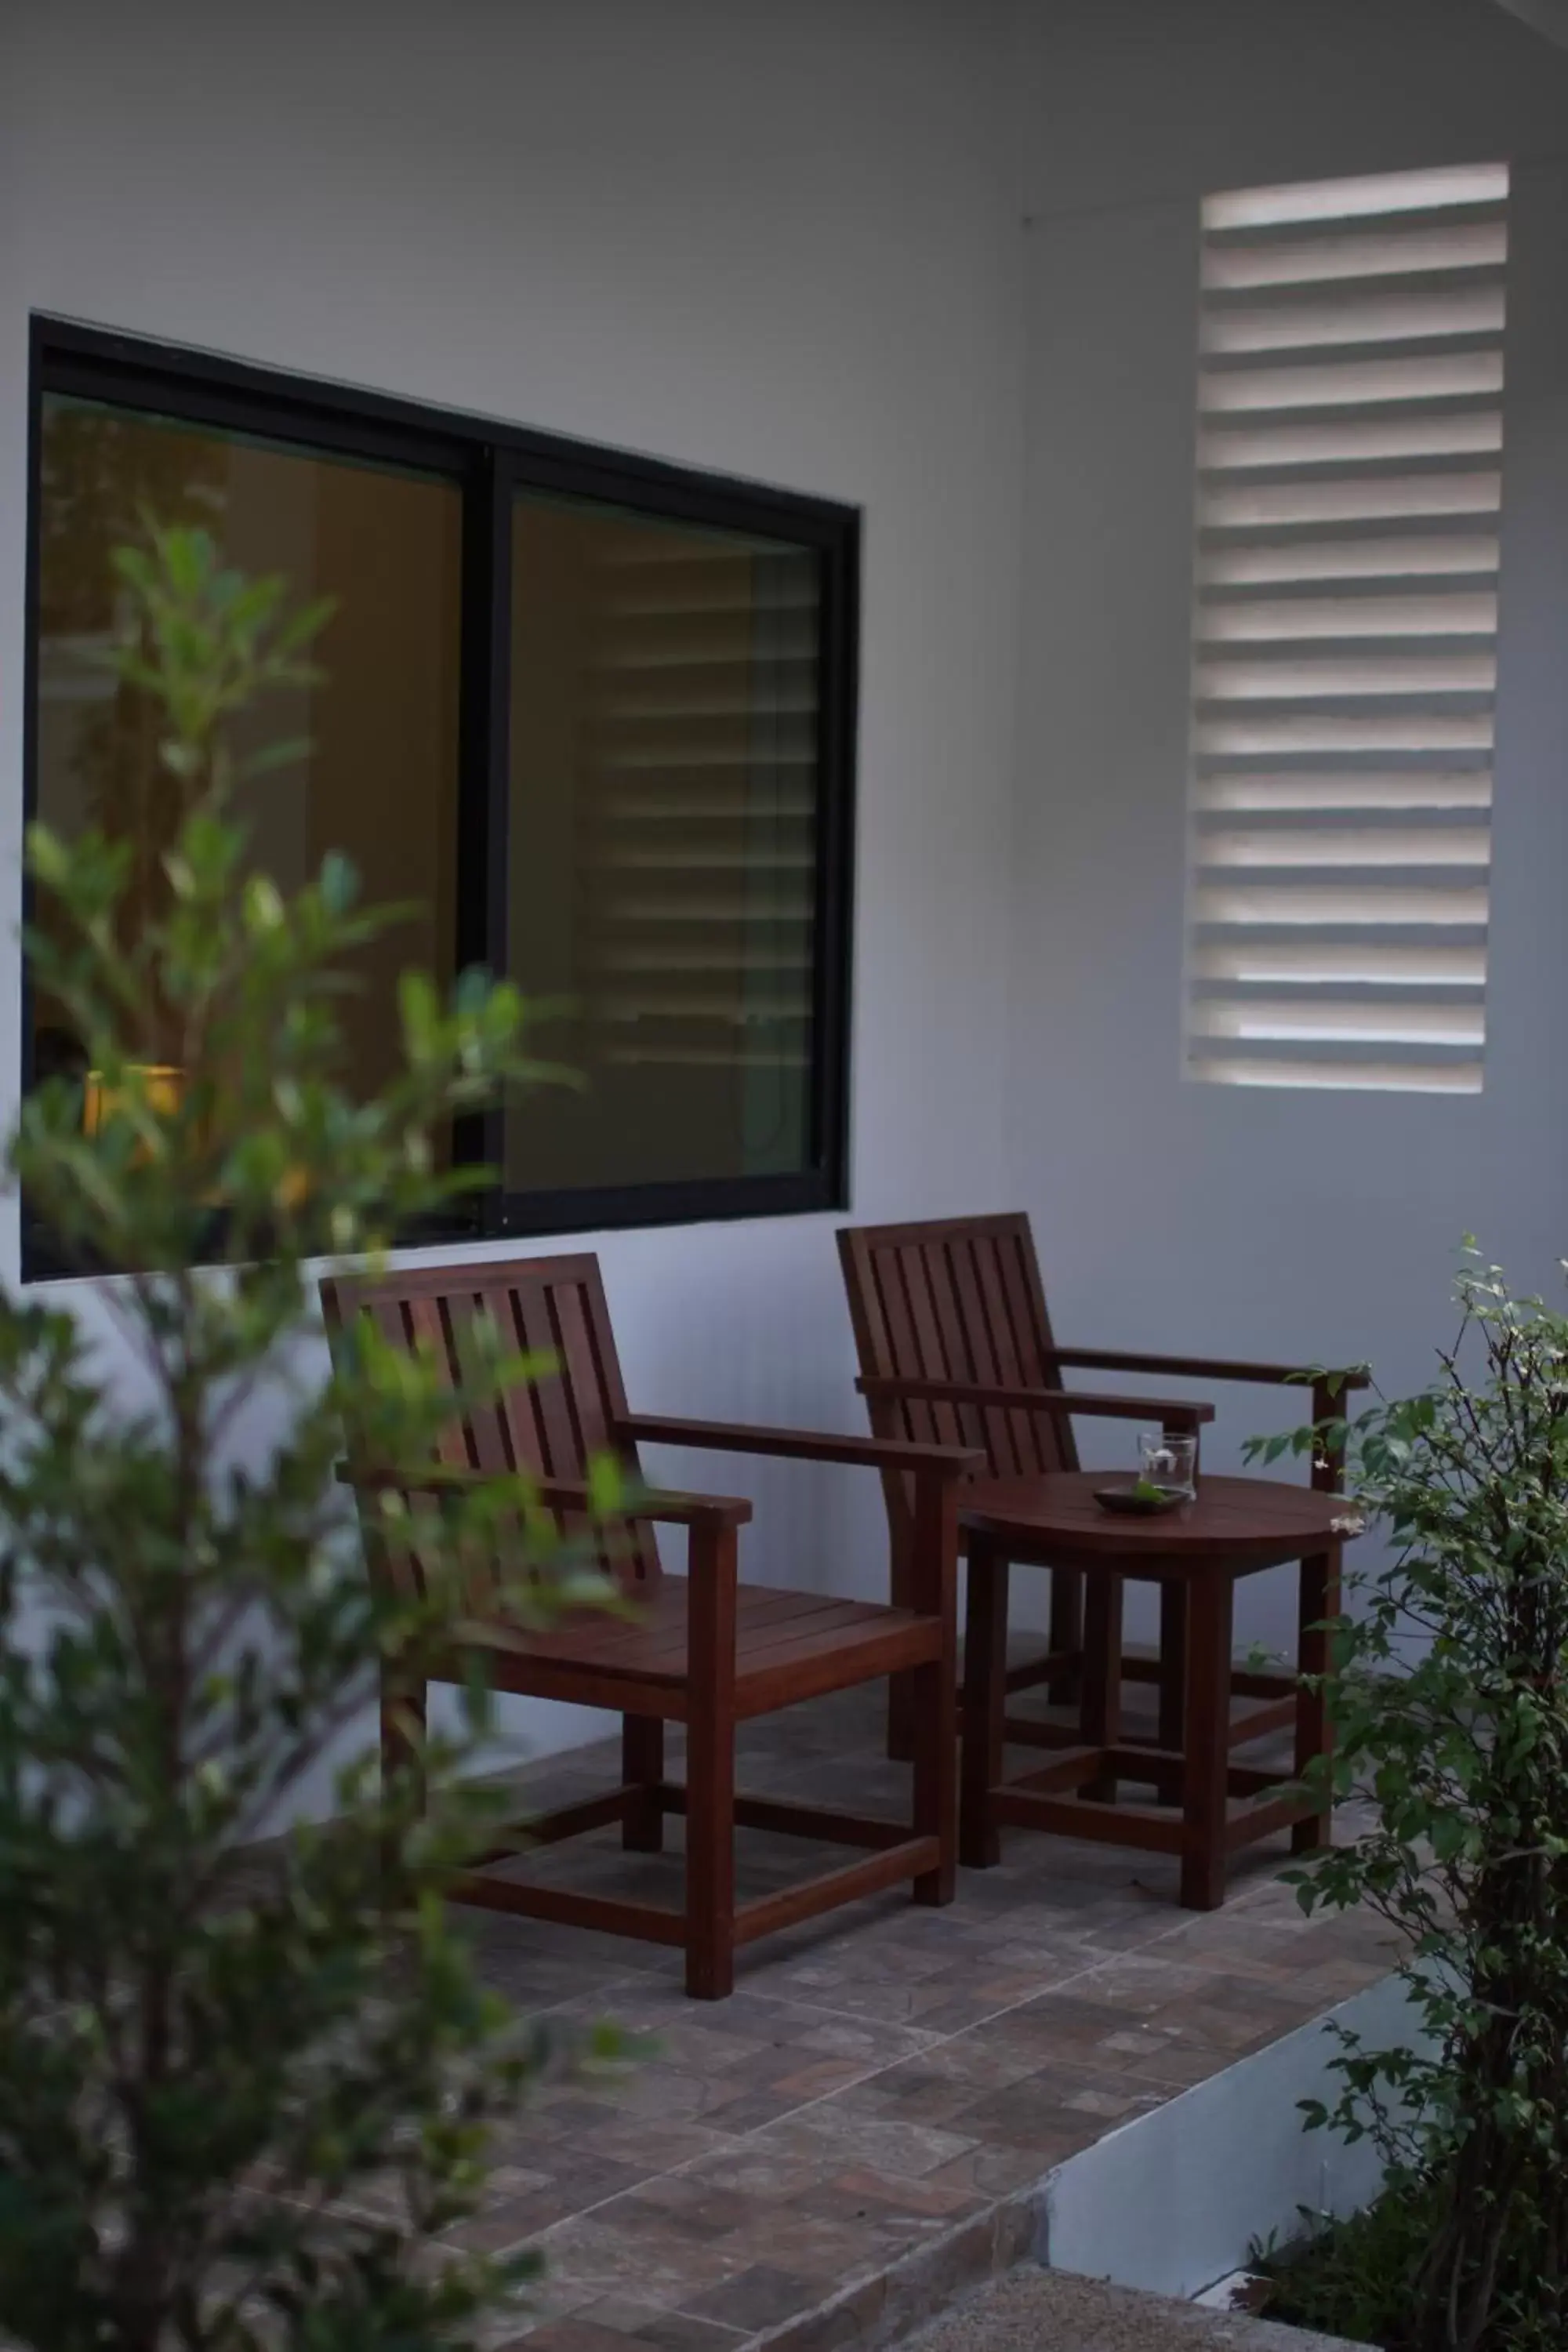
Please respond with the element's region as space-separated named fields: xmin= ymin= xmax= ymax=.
xmin=898 ymin=2263 xmax=1364 ymax=2352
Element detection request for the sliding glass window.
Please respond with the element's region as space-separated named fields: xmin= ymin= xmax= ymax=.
xmin=25 ymin=324 xmax=857 ymax=1274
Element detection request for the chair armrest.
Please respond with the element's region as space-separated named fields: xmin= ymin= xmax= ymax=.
xmin=1045 ymin=1348 xmax=1369 ymax=1393
xmin=616 ymin=1411 xmax=982 ymax=1478
xmin=855 ymin=1377 xmax=1214 ymax=1432
xmin=335 ymin=1460 xmax=753 ymax=1530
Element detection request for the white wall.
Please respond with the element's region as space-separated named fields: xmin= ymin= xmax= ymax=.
xmin=0 ymin=0 xmax=1027 ymax=1773
xmin=6 ymin=0 xmax=1566 ymax=1764
xmin=1042 ymin=1973 xmax=1428 ymax=2296
xmin=1007 ymin=0 xmax=1568 ymax=1651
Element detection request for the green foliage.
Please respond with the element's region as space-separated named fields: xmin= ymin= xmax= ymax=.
xmin=1251 ymin=2193 xmax=1438 ymax=2348
xmin=1250 ymin=1248 xmax=1568 ymax=2352
xmin=0 ymin=523 xmax=613 ymax=2350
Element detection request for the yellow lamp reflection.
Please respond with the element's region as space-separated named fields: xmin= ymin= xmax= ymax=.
xmin=80 ymin=1065 xmax=310 ymax=1212
xmin=82 ymin=1065 xmax=186 ymax=1139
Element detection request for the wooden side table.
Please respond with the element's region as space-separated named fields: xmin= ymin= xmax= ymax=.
xmin=959 ymin=1473 xmax=1358 ymax=1909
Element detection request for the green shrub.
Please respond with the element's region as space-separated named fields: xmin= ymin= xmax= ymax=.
xmin=1254 ymin=1250 xmax=1568 ymax=2352
xmin=1253 ymin=2191 xmax=1438 ymax=2347
xmin=0 ymin=523 xmax=612 ymax=2350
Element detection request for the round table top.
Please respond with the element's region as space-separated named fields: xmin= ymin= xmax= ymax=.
xmin=960 ymin=1471 xmax=1359 ymax=1572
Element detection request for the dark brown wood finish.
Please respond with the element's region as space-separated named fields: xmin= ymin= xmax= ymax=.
xmin=839 ymin=1214 xmax=1212 ymax=1752
xmin=322 ymin=1251 xmax=978 ymax=2000
xmin=837 ymin=1212 xmax=1072 ymax=1725
xmin=958 ymin=1549 xmax=1007 ymax=1871
xmin=856 ymin=1379 xmax=1214 ymax=1432
xmin=959 ymin=1472 xmax=1352 ymax=1567
xmin=956 ymin=1473 xmax=1358 ymax=1910
xmin=837 ymin=1213 xmax=1367 ymax=1761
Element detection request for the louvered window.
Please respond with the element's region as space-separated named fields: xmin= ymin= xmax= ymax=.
xmin=1184 ymin=163 xmax=1508 ymax=1093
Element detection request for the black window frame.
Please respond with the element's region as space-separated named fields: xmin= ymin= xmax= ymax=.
xmin=22 ymin=317 xmax=858 ymax=1279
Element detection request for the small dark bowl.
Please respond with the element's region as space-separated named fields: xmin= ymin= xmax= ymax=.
xmin=1091 ymin=1483 xmax=1188 ymax=1516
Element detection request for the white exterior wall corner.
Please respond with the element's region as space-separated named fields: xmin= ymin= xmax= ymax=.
xmin=1005 ymin=0 xmax=1568 ymax=1653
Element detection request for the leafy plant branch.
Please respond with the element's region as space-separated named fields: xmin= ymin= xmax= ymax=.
xmin=0 ymin=522 xmax=621 ymax=2352
xmin=1247 ymin=1246 xmax=1568 ymax=2352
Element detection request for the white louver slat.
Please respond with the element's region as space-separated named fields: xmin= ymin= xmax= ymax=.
xmin=1184 ymin=161 xmax=1509 ymax=1094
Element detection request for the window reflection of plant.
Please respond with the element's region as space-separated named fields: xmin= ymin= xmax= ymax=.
xmin=37 ymin=404 xmax=227 ymax=1065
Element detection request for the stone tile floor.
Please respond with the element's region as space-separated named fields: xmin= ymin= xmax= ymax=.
xmin=448 ymin=1681 xmax=1394 ymax=2352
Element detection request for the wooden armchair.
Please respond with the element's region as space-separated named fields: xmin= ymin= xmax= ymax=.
xmin=321 ymin=1251 xmax=978 ymax=2000
xmin=837 ymin=1212 xmax=1365 ymax=1759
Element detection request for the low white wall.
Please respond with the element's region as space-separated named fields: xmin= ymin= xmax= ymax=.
xmin=1041 ymin=1972 xmax=1424 ymax=2299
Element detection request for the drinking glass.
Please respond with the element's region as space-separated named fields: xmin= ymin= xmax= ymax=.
xmin=1139 ymin=1429 xmax=1197 ymax=1499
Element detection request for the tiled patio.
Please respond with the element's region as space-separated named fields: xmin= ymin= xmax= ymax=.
xmin=448 ymin=1675 xmax=1395 ymax=2352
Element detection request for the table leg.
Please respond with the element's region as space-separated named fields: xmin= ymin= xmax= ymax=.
xmin=960 ymin=1537 xmax=1008 ymax=1870
xmin=1291 ymin=1544 xmax=1339 ymax=1856
xmin=1158 ymin=1583 xmax=1187 ymax=1759
xmin=1181 ymin=1571 xmax=1233 ymax=1911
xmin=1081 ymin=1570 xmax=1123 ymax=1803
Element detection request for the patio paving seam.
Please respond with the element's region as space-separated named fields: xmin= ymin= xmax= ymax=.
xmin=695 ymin=1910 xmax=1173 ymax=2048
xmin=632 ymin=1903 xmax=1258 ymax=2169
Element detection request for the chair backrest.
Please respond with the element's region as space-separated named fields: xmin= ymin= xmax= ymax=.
xmin=319 ymin=1250 xmax=660 ymax=1592
xmin=837 ymin=1213 xmax=1080 ymax=1504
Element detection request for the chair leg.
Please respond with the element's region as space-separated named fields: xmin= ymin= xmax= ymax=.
xmin=887 ymin=1670 xmax=916 ymax=1763
xmin=902 ymin=1462 xmax=960 ymax=1900
xmin=912 ymin=1647 xmax=956 ymax=1907
xmin=622 ymin=1715 xmax=665 ymax=1853
xmin=380 ymin=1675 xmax=425 ymax=1796
xmin=886 ymin=1523 xmax=917 ymax=1760
xmin=1047 ymin=1566 xmax=1083 ymax=1701
xmin=685 ymin=1704 xmax=735 ymax=1998
xmin=960 ymin=1541 xmax=1008 ymax=1869
xmin=685 ymin=1518 xmax=739 ymax=2000
xmin=380 ymin=1673 xmax=425 ymax=1891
